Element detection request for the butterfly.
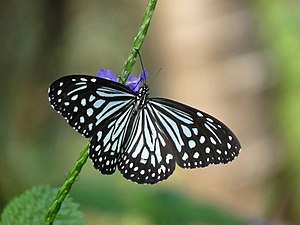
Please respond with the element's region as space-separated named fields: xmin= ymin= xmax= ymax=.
xmin=48 ymin=72 xmax=241 ymax=184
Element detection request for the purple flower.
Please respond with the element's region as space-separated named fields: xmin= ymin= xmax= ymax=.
xmin=96 ymin=68 xmax=148 ymax=93
xmin=126 ymin=70 xmax=148 ymax=92
xmin=96 ymin=68 xmax=118 ymax=82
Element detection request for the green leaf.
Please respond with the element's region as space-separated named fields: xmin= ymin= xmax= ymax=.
xmin=0 ymin=186 xmax=86 ymax=225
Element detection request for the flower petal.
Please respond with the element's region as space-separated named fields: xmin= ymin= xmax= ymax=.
xmin=126 ymin=75 xmax=140 ymax=92
xmin=126 ymin=70 xmax=149 ymax=92
xmin=139 ymin=70 xmax=148 ymax=81
xmin=96 ymin=68 xmax=118 ymax=82
xmin=95 ymin=68 xmax=148 ymax=93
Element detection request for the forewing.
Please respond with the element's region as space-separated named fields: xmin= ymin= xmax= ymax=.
xmin=48 ymin=75 xmax=135 ymax=137
xmin=118 ymin=105 xmax=176 ymax=184
xmin=149 ymin=98 xmax=241 ymax=168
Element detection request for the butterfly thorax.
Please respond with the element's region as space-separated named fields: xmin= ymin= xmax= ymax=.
xmin=133 ymin=85 xmax=149 ymax=112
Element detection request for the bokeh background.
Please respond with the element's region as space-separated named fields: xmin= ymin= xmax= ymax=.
xmin=1 ymin=1 xmax=300 ymax=225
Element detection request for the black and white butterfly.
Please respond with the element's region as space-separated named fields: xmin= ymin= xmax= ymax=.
xmin=48 ymin=75 xmax=241 ymax=184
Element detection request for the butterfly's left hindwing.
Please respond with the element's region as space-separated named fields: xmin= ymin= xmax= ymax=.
xmin=48 ymin=75 xmax=135 ymax=138
xmin=118 ymin=104 xmax=176 ymax=184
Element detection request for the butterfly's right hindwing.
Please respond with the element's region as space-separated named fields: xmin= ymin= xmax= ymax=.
xmin=89 ymin=102 xmax=134 ymax=175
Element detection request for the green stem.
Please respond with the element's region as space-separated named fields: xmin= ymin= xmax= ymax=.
xmin=44 ymin=1 xmax=158 ymax=224
xmin=120 ymin=0 xmax=158 ymax=83
xmin=44 ymin=144 xmax=89 ymax=225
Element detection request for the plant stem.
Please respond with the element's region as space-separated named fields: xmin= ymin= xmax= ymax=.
xmin=44 ymin=144 xmax=89 ymax=225
xmin=120 ymin=0 xmax=158 ymax=83
xmin=44 ymin=1 xmax=158 ymax=224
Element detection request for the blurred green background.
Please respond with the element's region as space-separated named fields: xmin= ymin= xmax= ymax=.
xmin=1 ymin=1 xmax=300 ymax=225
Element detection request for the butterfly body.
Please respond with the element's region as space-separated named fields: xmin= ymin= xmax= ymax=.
xmin=132 ymin=85 xmax=149 ymax=113
xmin=48 ymin=75 xmax=241 ymax=184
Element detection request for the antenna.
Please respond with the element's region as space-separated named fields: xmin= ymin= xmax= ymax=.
xmin=154 ymin=67 xmax=163 ymax=80
xmin=134 ymin=48 xmax=146 ymax=82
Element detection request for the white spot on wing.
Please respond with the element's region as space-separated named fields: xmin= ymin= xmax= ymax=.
xmin=151 ymin=155 xmax=156 ymax=167
xmin=80 ymin=116 xmax=85 ymax=123
xmin=97 ymin=131 xmax=102 ymax=141
xmin=197 ymin=112 xmax=203 ymax=117
xmin=199 ymin=136 xmax=205 ymax=144
xmin=181 ymin=124 xmax=192 ymax=138
xmin=71 ymin=95 xmax=78 ymax=101
xmin=158 ymin=133 xmax=166 ymax=146
xmin=206 ymin=118 xmax=214 ymax=123
xmin=188 ymin=140 xmax=196 ymax=148
xmin=87 ymin=108 xmax=94 ymax=117
xmin=89 ymin=95 xmax=96 ymax=102
xmin=205 ymin=147 xmax=210 ymax=154
xmin=204 ymin=123 xmax=222 ymax=144
xmin=81 ymin=98 xmax=86 ymax=106
xmin=141 ymin=148 xmax=149 ymax=160
xmin=210 ymin=137 xmax=217 ymax=145
xmin=166 ymin=154 xmax=173 ymax=164
xmin=192 ymin=128 xmax=198 ymax=135
xmin=182 ymin=152 xmax=188 ymax=161
xmin=93 ymin=99 xmax=105 ymax=109
xmin=67 ymin=85 xmax=87 ymax=96
xmin=227 ymin=143 xmax=231 ymax=149
xmin=193 ymin=152 xmax=200 ymax=159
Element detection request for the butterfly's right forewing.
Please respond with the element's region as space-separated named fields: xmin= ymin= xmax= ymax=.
xmin=48 ymin=75 xmax=136 ymax=175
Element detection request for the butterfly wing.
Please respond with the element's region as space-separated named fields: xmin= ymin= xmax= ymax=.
xmin=48 ymin=75 xmax=136 ymax=175
xmin=149 ymin=98 xmax=241 ymax=169
xmin=48 ymin=75 xmax=135 ymax=138
xmin=118 ymin=105 xmax=176 ymax=184
xmin=49 ymin=75 xmax=241 ymax=184
xmin=89 ymin=102 xmax=134 ymax=175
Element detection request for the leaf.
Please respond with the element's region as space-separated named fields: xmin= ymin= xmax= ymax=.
xmin=0 ymin=185 xmax=86 ymax=225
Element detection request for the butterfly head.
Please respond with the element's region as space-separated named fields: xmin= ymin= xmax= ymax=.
xmin=138 ymin=84 xmax=149 ymax=98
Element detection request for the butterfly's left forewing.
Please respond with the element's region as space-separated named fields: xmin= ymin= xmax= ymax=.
xmin=149 ymin=98 xmax=241 ymax=169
